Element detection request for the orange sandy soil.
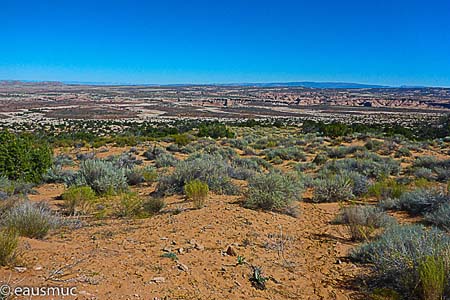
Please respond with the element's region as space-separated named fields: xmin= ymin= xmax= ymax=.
xmin=1 ymin=184 xmax=364 ymax=300
xmin=5 ymin=140 xmax=442 ymax=300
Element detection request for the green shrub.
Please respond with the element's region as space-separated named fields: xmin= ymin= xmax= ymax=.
xmin=313 ymin=174 xmax=354 ymax=203
xmin=418 ymin=255 xmax=447 ymax=300
xmin=125 ymin=167 xmax=145 ymax=185
xmin=166 ymin=143 xmax=180 ymax=152
xmin=413 ymin=156 xmax=450 ymax=182
xmin=184 ymin=179 xmax=209 ymax=209
xmin=155 ymin=152 xmax=178 ymax=168
xmin=245 ymin=172 xmax=303 ymax=216
xmin=322 ymin=155 xmax=400 ymax=180
xmin=43 ymin=165 xmax=75 ymax=184
xmin=414 ymin=167 xmax=435 ymax=181
xmin=364 ymin=139 xmax=383 ymax=151
xmin=312 ymin=153 xmax=328 ymax=165
xmin=377 ymin=197 xmax=401 ymax=210
xmin=0 ymin=131 xmax=52 ymax=183
xmin=0 ymin=176 xmax=35 ymax=197
xmin=156 ymin=154 xmax=239 ymax=196
xmin=397 ymin=188 xmax=449 ymax=215
xmin=142 ymin=197 xmax=166 ymax=214
xmin=263 ymin=147 xmax=306 ymax=162
xmin=198 ymin=123 xmax=235 ymax=139
xmin=107 ymin=153 xmax=142 ymax=169
xmin=326 ymin=146 xmax=362 ymax=159
xmin=413 ymin=156 xmax=442 ymax=169
xmin=0 ymin=229 xmax=18 ymax=266
xmin=272 ymin=157 xmax=283 ymax=165
xmin=2 ymin=201 xmax=59 ymax=239
xmin=350 ymin=225 xmax=450 ymax=297
xmin=0 ymin=176 xmax=14 ymax=197
xmin=173 ymin=134 xmax=191 ymax=146
xmin=294 ymin=162 xmax=317 ymax=172
xmin=333 ymin=205 xmax=396 ymax=241
xmin=394 ymin=147 xmax=411 ymax=158
xmin=62 ymin=186 xmax=96 ymax=215
xmin=228 ymin=157 xmax=261 ymax=180
xmin=341 ymin=171 xmax=370 ymax=196
xmin=124 ymin=165 xmax=157 ymax=186
xmin=368 ymin=179 xmax=406 ymax=200
xmin=424 ymin=202 xmax=450 ymax=231
xmin=203 ymin=144 xmax=238 ymax=160
xmin=143 ymin=146 xmax=167 ymax=160
xmin=53 ymin=154 xmax=74 ymax=167
xmin=227 ymin=138 xmax=248 ymax=150
xmin=435 ymin=167 xmax=450 ymax=183
xmin=69 ymin=159 xmax=128 ymax=195
xmin=142 ymin=166 xmax=158 ymax=183
xmin=116 ymin=192 xmax=144 ymax=218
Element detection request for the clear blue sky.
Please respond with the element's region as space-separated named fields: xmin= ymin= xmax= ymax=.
xmin=2 ymin=0 xmax=450 ymax=86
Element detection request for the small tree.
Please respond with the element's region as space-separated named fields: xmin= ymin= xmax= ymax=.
xmin=0 ymin=131 xmax=52 ymax=183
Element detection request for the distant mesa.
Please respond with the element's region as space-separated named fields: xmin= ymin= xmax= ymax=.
xmin=223 ymin=82 xmax=390 ymax=89
xmin=0 ymin=80 xmax=63 ymax=86
xmin=0 ymin=80 xmax=390 ymax=89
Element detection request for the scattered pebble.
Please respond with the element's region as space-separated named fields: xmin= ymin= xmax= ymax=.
xmin=226 ymin=246 xmax=237 ymax=256
xmin=14 ymin=267 xmax=27 ymax=273
xmin=149 ymin=277 xmax=166 ymax=283
xmin=194 ymin=243 xmax=204 ymax=250
xmin=177 ymin=263 xmax=189 ymax=272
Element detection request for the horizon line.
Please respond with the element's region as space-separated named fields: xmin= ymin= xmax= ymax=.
xmin=1 ymin=78 xmax=449 ymax=89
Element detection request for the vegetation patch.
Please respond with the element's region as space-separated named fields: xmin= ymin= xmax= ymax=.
xmin=245 ymin=172 xmax=303 ymax=216
xmin=350 ymin=225 xmax=450 ymax=298
xmin=0 ymin=130 xmax=52 ymax=183
xmin=184 ymin=179 xmax=209 ymax=209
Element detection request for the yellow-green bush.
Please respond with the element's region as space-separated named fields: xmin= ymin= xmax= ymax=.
xmin=116 ymin=192 xmax=144 ymax=218
xmin=418 ymin=255 xmax=447 ymax=300
xmin=184 ymin=179 xmax=209 ymax=209
xmin=142 ymin=197 xmax=166 ymax=214
xmin=368 ymin=179 xmax=406 ymax=200
xmin=0 ymin=229 xmax=18 ymax=266
xmin=62 ymin=185 xmax=96 ymax=215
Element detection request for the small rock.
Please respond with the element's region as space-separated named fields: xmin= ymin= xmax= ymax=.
xmin=178 ymin=248 xmax=184 ymax=254
xmin=171 ymin=241 xmax=177 ymax=245
xmin=160 ymin=237 xmax=168 ymax=240
xmin=194 ymin=243 xmax=204 ymax=251
xmin=162 ymin=247 xmax=172 ymax=252
xmin=150 ymin=277 xmax=165 ymax=283
xmin=226 ymin=246 xmax=237 ymax=256
xmin=33 ymin=265 xmax=43 ymax=271
xmin=14 ymin=267 xmax=27 ymax=273
xmin=177 ymin=263 xmax=189 ymax=272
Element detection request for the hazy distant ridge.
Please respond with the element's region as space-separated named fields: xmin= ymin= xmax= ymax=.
xmin=0 ymin=79 xmax=395 ymax=89
xmin=217 ymin=82 xmax=390 ymax=88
